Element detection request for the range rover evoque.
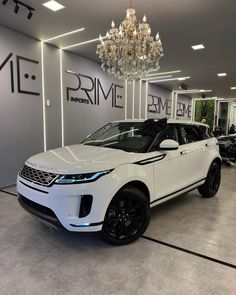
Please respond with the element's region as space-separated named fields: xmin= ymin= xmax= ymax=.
xmin=17 ymin=118 xmax=222 ymax=245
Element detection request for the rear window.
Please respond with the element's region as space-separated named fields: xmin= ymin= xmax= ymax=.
xmin=177 ymin=125 xmax=203 ymax=144
xmin=199 ymin=126 xmax=214 ymax=139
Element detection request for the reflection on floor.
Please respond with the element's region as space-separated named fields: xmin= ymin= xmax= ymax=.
xmin=0 ymin=166 xmax=236 ymax=295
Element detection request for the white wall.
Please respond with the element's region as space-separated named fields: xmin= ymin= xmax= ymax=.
xmin=0 ymin=26 xmax=44 ymax=187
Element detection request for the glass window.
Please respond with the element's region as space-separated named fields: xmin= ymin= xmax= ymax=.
xmin=82 ymin=121 xmax=166 ymax=153
xmin=199 ymin=126 xmax=212 ymax=139
xmin=160 ymin=126 xmax=178 ymax=142
xmin=178 ymin=125 xmax=203 ymax=144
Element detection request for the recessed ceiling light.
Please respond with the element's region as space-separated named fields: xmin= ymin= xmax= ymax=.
xmin=43 ymin=1 xmax=65 ymax=12
xmin=230 ymin=86 xmax=236 ymax=90
xmin=217 ymin=73 xmax=227 ymax=77
xmin=191 ymin=44 xmax=205 ymax=50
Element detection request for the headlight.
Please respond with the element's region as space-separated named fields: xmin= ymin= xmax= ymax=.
xmin=54 ymin=169 xmax=113 ymax=184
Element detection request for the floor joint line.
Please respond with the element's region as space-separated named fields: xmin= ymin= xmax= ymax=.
xmin=142 ymin=235 xmax=236 ymax=270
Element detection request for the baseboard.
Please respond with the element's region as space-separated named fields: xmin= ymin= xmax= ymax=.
xmin=0 ymin=183 xmax=16 ymax=190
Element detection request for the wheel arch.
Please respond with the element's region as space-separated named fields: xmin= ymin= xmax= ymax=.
xmin=116 ymin=180 xmax=150 ymax=203
xmin=212 ymin=157 xmax=222 ymax=167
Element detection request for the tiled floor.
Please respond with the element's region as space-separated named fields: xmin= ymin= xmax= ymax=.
xmin=0 ymin=166 xmax=236 ymax=295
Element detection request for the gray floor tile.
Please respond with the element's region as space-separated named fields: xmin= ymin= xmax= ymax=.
xmin=146 ymin=166 xmax=236 ymax=264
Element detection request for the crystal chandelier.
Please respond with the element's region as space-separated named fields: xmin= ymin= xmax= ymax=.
xmin=96 ymin=4 xmax=164 ymax=81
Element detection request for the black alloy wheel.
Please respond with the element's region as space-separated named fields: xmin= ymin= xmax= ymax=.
xmin=198 ymin=162 xmax=221 ymax=198
xmin=102 ymin=186 xmax=150 ymax=245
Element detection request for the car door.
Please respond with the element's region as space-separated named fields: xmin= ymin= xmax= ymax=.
xmin=153 ymin=124 xmax=205 ymax=203
xmin=176 ymin=124 xmax=206 ymax=183
xmin=198 ymin=125 xmax=218 ymax=177
xmin=152 ymin=125 xmax=189 ymax=201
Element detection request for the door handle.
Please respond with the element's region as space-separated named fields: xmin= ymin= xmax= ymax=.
xmin=180 ymin=150 xmax=189 ymax=155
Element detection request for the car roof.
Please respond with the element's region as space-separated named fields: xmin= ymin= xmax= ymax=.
xmin=113 ymin=119 xmax=209 ymax=128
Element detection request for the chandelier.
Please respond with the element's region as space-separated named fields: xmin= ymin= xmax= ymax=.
xmin=96 ymin=4 xmax=164 ymax=81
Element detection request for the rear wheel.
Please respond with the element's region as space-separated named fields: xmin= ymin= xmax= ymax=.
xmin=101 ymin=186 xmax=150 ymax=245
xmin=198 ymin=162 xmax=221 ymax=198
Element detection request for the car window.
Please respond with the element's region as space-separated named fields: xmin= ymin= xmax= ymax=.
xmin=198 ymin=126 xmax=212 ymax=139
xmin=160 ymin=126 xmax=178 ymax=142
xmin=153 ymin=126 xmax=179 ymax=150
xmin=178 ymin=125 xmax=203 ymax=145
xmin=82 ymin=120 xmax=167 ymax=153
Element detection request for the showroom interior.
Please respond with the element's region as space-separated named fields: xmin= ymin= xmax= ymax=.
xmin=0 ymin=0 xmax=236 ymax=294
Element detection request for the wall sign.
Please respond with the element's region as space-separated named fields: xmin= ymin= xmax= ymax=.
xmin=148 ymin=94 xmax=171 ymax=115
xmin=176 ymin=102 xmax=192 ymax=118
xmin=65 ymin=70 xmax=124 ymax=109
xmin=148 ymin=93 xmax=192 ymax=118
xmin=0 ymin=52 xmax=40 ymax=95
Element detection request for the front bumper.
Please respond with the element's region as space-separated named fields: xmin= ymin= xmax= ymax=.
xmin=18 ymin=194 xmax=64 ymax=230
xmin=17 ymin=174 xmax=117 ymax=232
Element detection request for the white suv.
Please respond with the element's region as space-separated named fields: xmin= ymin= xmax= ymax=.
xmin=17 ymin=118 xmax=221 ymax=245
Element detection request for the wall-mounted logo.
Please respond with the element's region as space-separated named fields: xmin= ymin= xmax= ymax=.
xmin=0 ymin=53 xmax=40 ymax=96
xmin=176 ymin=102 xmax=192 ymax=118
xmin=65 ymin=70 xmax=123 ymax=109
xmin=148 ymin=94 xmax=171 ymax=115
xmin=148 ymin=93 xmax=191 ymax=118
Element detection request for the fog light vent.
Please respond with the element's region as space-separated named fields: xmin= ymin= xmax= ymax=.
xmin=79 ymin=195 xmax=93 ymax=218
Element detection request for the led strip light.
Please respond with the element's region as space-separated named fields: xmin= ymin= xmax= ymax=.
xmin=145 ymin=81 xmax=148 ymax=119
xmin=149 ymin=76 xmax=191 ymax=83
xmin=125 ymin=80 xmax=128 ymax=120
xmin=132 ymin=80 xmax=135 ymax=119
xmin=139 ymin=80 xmax=142 ymax=119
xmin=40 ymin=41 xmax=47 ymax=152
xmin=43 ymin=27 xmax=85 ymax=43
xmin=145 ymin=70 xmax=182 ymax=77
xmin=144 ymin=75 xmax=173 ymax=81
xmin=59 ymin=49 xmax=64 ymax=146
xmin=62 ymin=36 xmax=105 ymax=50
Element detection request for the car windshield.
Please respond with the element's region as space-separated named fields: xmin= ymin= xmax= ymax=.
xmin=82 ymin=119 xmax=167 ymax=153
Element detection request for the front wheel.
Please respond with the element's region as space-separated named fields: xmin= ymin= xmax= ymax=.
xmin=198 ymin=162 xmax=221 ymax=198
xmin=101 ymin=186 xmax=150 ymax=245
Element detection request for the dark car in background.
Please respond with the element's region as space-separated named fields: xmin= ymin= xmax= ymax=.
xmin=218 ymin=134 xmax=236 ymax=164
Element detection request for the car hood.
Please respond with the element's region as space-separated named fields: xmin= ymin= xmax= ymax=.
xmin=25 ymin=144 xmax=145 ymax=174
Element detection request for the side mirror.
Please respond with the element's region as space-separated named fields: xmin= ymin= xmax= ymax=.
xmin=159 ymin=139 xmax=179 ymax=151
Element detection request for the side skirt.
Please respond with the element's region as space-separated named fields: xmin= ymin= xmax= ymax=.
xmin=150 ymin=178 xmax=206 ymax=206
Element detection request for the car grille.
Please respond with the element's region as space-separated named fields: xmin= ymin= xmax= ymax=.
xmin=20 ymin=165 xmax=59 ymax=187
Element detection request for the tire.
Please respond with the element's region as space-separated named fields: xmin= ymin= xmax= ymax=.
xmin=198 ymin=162 xmax=221 ymax=198
xmin=101 ymin=186 xmax=150 ymax=245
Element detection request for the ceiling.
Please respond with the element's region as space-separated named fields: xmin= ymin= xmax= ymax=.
xmin=1 ymin=0 xmax=236 ymax=98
